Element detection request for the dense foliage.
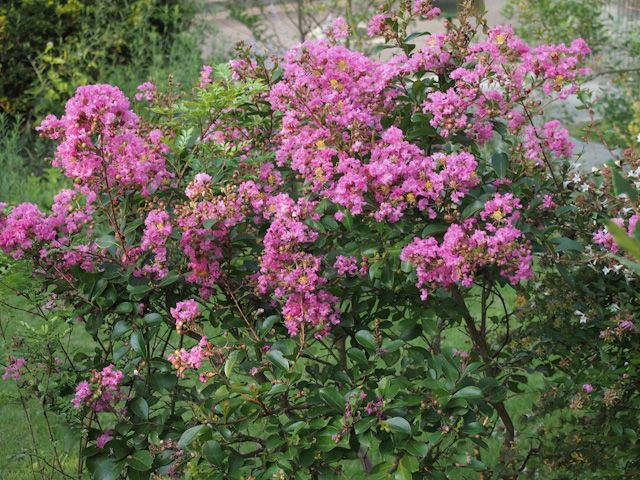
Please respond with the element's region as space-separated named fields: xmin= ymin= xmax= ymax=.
xmin=1 ymin=2 xmax=638 ymax=479
xmin=0 ymin=0 xmax=197 ymax=119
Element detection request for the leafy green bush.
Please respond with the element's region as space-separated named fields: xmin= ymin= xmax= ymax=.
xmin=1 ymin=3 xmax=638 ymax=480
xmin=0 ymin=0 xmax=198 ymax=120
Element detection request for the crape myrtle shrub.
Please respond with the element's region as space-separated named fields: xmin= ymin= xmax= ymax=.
xmin=2 ymin=1 xmax=637 ymax=478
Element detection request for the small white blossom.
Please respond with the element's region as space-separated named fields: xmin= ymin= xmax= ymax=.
xmin=574 ymin=310 xmax=589 ymax=324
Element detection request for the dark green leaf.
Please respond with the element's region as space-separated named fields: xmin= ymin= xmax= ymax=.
xmin=203 ymin=440 xmax=225 ymax=465
xmin=130 ymin=397 xmax=149 ymax=420
xmin=266 ymin=349 xmax=290 ymax=371
xmin=319 ymin=387 xmax=345 ymax=412
xmin=127 ymin=451 xmax=153 ymax=472
xmin=178 ymin=425 xmax=205 ymax=449
xmin=355 ymin=330 xmax=376 ymax=351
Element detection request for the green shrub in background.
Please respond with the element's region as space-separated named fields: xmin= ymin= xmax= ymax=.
xmin=0 ymin=0 xmax=202 ymax=121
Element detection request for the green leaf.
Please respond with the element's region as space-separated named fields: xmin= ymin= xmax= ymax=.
xmin=462 ymin=200 xmax=484 ymax=219
xmin=319 ymin=387 xmax=345 ymax=412
xmin=130 ymin=331 xmax=147 ymax=358
xmin=266 ymin=349 xmax=290 ymax=371
xmin=610 ymin=163 xmax=638 ymax=201
xmin=405 ymin=440 xmax=428 ymax=458
xmin=87 ymin=455 xmax=124 ymax=480
xmin=130 ymin=397 xmax=149 ymax=420
xmin=143 ymin=313 xmax=162 ymax=326
xmin=347 ymin=347 xmax=368 ymax=366
xmin=203 ymin=440 xmax=225 ymax=466
xmin=178 ymin=425 xmax=205 ymax=449
xmin=355 ymin=330 xmax=376 ymax=351
xmin=452 ymin=386 xmax=483 ymax=399
xmin=114 ymin=302 xmax=134 ymax=314
xmin=259 ymin=315 xmax=279 ymax=337
xmin=127 ymin=283 xmax=152 ymax=296
xmin=385 ymin=417 xmax=412 ymax=435
xmin=551 ymin=237 xmax=583 ymax=252
xmin=127 ymin=450 xmax=153 ymax=472
xmin=158 ymin=272 xmax=181 ymax=288
xmin=111 ymin=321 xmax=131 ymax=340
xmin=150 ymin=372 xmax=177 ymax=391
xmin=224 ymin=350 xmax=241 ymax=378
xmin=491 ymin=152 xmax=508 ymax=178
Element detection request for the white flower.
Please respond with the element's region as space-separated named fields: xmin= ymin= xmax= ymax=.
xmin=608 ymin=303 xmax=620 ymax=312
xmin=574 ymin=310 xmax=589 ymax=324
xmin=602 ymin=266 xmax=611 ymax=275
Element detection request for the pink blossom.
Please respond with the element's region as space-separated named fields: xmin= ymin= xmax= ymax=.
xmin=412 ymin=0 xmax=441 ymax=19
xmin=170 ymin=299 xmax=200 ymax=334
xmin=96 ymin=429 xmax=113 ymax=449
xmin=327 ymin=17 xmax=349 ymax=40
xmin=2 ymin=357 xmax=26 ymax=380
xmin=199 ymin=65 xmax=213 ymax=88
xmin=72 ymin=364 xmax=124 ymax=412
xmin=135 ymin=81 xmax=156 ymax=102
xmin=367 ymin=14 xmax=389 ymax=37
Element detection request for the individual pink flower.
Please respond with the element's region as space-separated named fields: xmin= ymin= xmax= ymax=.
xmin=96 ymin=429 xmax=113 ymax=449
xmin=582 ymin=384 xmax=594 ymax=394
xmin=170 ymin=299 xmax=200 ymax=334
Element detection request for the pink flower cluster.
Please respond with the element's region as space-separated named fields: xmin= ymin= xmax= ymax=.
xmin=2 ymin=357 xmax=26 ymax=380
xmin=593 ymin=215 xmax=638 ymax=254
xmin=421 ymin=25 xmax=590 ymax=144
xmin=257 ymin=194 xmax=340 ymax=337
xmin=135 ymin=81 xmax=156 ymax=102
xmin=326 ymin=17 xmax=349 ymax=41
xmin=412 ymin=0 xmax=441 ymax=19
xmin=199 ymin=65 xmax=213 ymax=88
xmin=0 ymin=193 xmax=96 ymax=270
xmin=367 ymin=14 xmax=389 ymax=37
xmin=270 ymin=39 xmax=395 ymax=161
xmin=96 ymin=429 xmax=113 ymax=449
xmin=169 ymin=336 xmax=210 ymax=379
xmin=401 ymin=194 xmax=533 ymax=299
xmin=170 ymin=299 xmax=200 ymax=334
xmin=334 ymin=256 xmax=368 ymax=276
xmin=72 ymin=364 xmax=124 ymax=412
xmin=176 ymin=175 xmax=265 ymax=298
xmin=270 ymin=41 xmax=479 ymax=222
xmin=524 ymin=120 xmax=574 ymax=165
xmin=37 ymin=84 xmax=170 ymax=196
xmin=135 ymin=209 xmax=173 ymax=279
